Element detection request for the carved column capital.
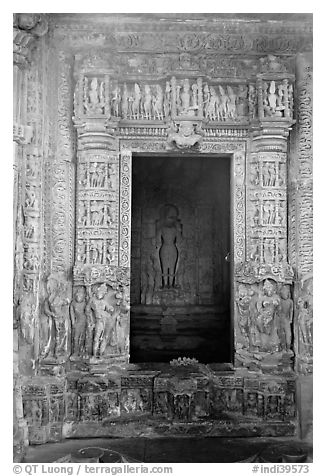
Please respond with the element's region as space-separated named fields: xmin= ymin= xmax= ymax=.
xmin=13 ymin=13 xmax=49 ymax=67
xmin=250 ymin=120 xmax=296 ymax=153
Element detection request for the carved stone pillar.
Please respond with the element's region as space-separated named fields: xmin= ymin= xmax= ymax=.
xmin=234 ymin=70 xmax=295 ymax=374
xmin=72 ymin=69 xmax=130 ymax=368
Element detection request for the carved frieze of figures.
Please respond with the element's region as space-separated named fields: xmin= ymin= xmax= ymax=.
xmin=235 ymin=280 xmax=294 ymax=371
xmin=74 ymin=75 xmax=258 ymax=123
xmin=40 ymin=273 xmax=71 ymax=362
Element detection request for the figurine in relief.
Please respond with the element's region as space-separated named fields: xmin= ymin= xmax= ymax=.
xmin=180 ymin=79 xmax=191 ymax=114
xmin=236 ymin=284 xmax=254 ymax=341
xmin=86 ymin=283 xmax=115 ymax=358
xmin=76 ymin=240 xmax=87 ymax=264
xmin=255 ymin=279 xmax=280 ymax=351
xmin=90 ymin=201 xmax=104 ymax=226
xmin=18 ymin=294 xmax=36 ymax=345
xmin=191 ymin=83 xmax=198 ymax=112
xmin=111 ymin=85 xmax=121 ymax=117
xmin=248 ymin=84 xmax=257 ymax=118
xmin=250 ymin=163 xmax=260 ymax=186
xmin=236 ymin=84 xmax=248 ymax=116
xmin=77 ymin=202 xmax=88 ymax=227
xmin=263 ymin=239 xmax=275 ymax=264
xmin=143 ymin=85 xmax=152 ymax=119
xmin=226 ymin=86 xmax=236 ymax=120
xmin=131 ymin=83 xmax=141 ymax=119
xmin=203 ymin=83 xmax=210 ymax=118
xmin=25 ymin=188 xmax=38 ymax=209
xmin=156 ymin=205 xmax=182 ymax=288
xmin=267 ymin=81 xmax=277 ymax=116
xmin=277 ymin=285 xmax=293 ymax=352
xmin=43 ymin=275 xmax=71 ymax=360
xmin=164 ymin=81 xmax=171 ymax=118
xmin=298 ymin=279 xmax=313 ymax=349
xmin=167 ymin=121 xmax=203 ymax=149
xmin=85 ymin=78 xmax=105 ymax=114
xmin=153 ymin=85 xmax=164 ymax=120
xmin=121 ymin=84 xmax=128 ymax=119
xmin=23 ymin=247 xmax=39 ymax=271
xmin=89 ymin=239 xmax=104 ymax=265
xmin=276 ymin=84 xmax=285 ymax=117
xmin=206 ymin=87 xmax=218 ymax=121
xmin=70 ymin=286 xmax=87 ymax=357
xmin=218 ymin=85 xmax=229 ymax=120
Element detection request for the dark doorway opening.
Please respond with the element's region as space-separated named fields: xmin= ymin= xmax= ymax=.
xmin=130 ymin=154 xmax=231 ymax=363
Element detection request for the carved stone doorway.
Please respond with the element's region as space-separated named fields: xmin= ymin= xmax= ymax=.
xmin=130 ymin=153 xmax=232 ymax=363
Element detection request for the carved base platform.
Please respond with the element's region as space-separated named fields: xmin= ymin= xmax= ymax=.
xmin=21 ymin=365 xmax=297 ymax=444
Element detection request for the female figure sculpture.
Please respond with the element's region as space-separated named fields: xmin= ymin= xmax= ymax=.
xmin=70 ymin=286 xmax=87 ymax=357
xmin=255 ymin=279 xmax=280 ymax=351
xmin=43 ymin=275 xmax=70 ymax=360
xmin=277 ymin=285 xmax=293 ymax=351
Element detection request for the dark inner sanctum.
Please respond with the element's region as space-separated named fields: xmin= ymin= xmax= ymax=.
xmin=130 ymin=155 xmax=231 ymax=363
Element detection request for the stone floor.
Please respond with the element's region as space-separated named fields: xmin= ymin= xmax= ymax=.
xmin=23 ymin=437 xmax=312 ymax=463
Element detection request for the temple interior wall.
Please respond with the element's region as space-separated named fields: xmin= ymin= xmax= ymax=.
xmin=13 ymin=14 xmax=313 ymax=461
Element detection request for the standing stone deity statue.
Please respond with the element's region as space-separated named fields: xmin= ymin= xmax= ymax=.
xmin=235 ymin=284 xmax=254 ymax=343
xmin=191 ymin=83 xmax=198 ymax=112
xmin=111 ymin=85 xmax=121 ymax=117
xmin=277 ymin=285 xmax=293 ymax=352
xmin=206 ymin=86 xmax=218 ymax=121
xmin=226 ymin=86 xmax=236 ymax=119
xmin=218 ymin=85 xmax=229 ymax=120
xmin=236 ymin=84 xmax=248 ymax=116
xmin=121 ymin=83 xmax=129 ymax=119
xmin=164 ymin=81 xmax=171 ymax=118
xmin=131 ymin=83 xmax=141 ymax=119
xmin=86 ymin=283 xmax=115 ymax=358
xmin=43 ymin=275 xmax=71 ymax=360
xmin=267 ymin=81 xmax=278 ymax=116
xmin=180 ymin=79 xmax=191 ymax=113
xmin=142 ymin=85 xmax=152 ymax=119
xmin=153 ymin=85 xmax=164 ymax=120
xmin=156 ymin=205 xmax=182 ymax=288
xmin=70 ymin=286 xmax=87 ymax=357
xmin=297 ymin=279 xmax=313 ymax=350
xmin=85 ymin=78 xmax=105 ymax=114
xmin=254 ymin=279 xmax=280 ymax=351
xmin=203 ymin=83 xmax=210 ymax=118
xmin=276 ymin=84 xmax=285 ymax=117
